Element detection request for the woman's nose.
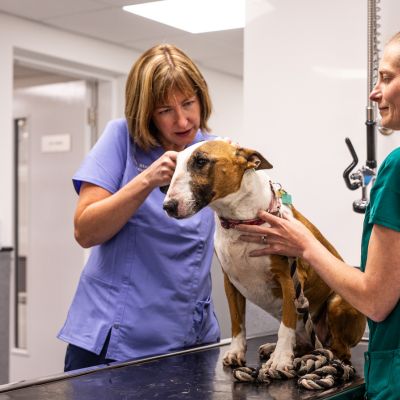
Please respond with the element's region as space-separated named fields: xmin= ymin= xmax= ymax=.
xmin=369 ymin=85 xmax=381 ymax=102
xmin=175 ymin=108 xmax=188 ymax=127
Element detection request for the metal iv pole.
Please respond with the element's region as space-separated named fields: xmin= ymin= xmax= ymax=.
xmin=342 ymin=0 xmax=385 ymax=213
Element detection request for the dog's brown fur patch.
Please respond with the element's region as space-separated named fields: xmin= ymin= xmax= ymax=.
xmin=187 ymin=141 xmax=272 ymax=204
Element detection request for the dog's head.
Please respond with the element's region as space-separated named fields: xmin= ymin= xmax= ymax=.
xmin=163 ymin=140 xmax=272 ymax=219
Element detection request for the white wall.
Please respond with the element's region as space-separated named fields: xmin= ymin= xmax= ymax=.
xmin=244 ymin=0 xmax=400 ymax=268
xmin=205 ymin=69 xmax=243 ymax=137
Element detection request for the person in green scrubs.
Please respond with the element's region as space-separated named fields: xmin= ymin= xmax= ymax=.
xmin=235 ymin=32 xmax=400 ymax=400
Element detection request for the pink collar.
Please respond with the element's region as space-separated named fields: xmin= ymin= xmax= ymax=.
xmin=219 ymin=216 xmax=265 ymax=229
xmin=218 ymin=181 xmax=282 ymax=230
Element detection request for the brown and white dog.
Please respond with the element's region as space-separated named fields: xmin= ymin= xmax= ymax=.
xmin=163 ymin=140 xmax=366 ymax=372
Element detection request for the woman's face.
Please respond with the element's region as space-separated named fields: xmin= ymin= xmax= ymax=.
xmin=370 ymin=43 xmax=400 ymax=130
xmin=152 ymin=90 xmax=201 ymax=151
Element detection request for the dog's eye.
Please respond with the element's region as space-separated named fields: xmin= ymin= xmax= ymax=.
xmin=195 ymin=156 xmax=209 ymax=168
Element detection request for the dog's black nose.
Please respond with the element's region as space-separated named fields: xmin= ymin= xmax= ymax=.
xmin=163 ymin=199 xmax=179 ymax=217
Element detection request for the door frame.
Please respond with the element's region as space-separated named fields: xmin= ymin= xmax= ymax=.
xmin=10 ymin=49 xmax=119 ymax=379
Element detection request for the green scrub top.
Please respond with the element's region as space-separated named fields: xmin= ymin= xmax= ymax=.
xmin=360 ymin=147 xmax=400 ymax=399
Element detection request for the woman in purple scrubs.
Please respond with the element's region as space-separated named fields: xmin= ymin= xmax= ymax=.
xmin=58 ymin=44 xmax=220 ymax=371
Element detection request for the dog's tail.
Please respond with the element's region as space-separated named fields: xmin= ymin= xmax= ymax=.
xmin=289 ymin=257 xmax=323 ymax=349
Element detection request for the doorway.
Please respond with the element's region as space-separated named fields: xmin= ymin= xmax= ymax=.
xmin=11 ymin=63 xmax=99 ymax=381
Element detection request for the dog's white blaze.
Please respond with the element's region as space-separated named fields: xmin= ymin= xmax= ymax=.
xmin=164 ymin=142 xmax=203 ymax=216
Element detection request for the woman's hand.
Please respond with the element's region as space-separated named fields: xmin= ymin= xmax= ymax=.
xmin=143 ymin=151 xmax=178 ymax=189
xmin=74 ymin=150 xmax=178 ymax=247
xmin=235 ymin=210 xmax=317 ymax=259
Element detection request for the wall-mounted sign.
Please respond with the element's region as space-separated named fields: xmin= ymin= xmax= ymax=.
xmin=41 ymin=134 xmax=71 ymax=153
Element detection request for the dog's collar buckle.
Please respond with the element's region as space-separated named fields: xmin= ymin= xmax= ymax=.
xmin=219 ymin=216 xmax=265 ymax=230
xmin=267 ymin=181 xmax=282 ymax=215
xmin=267 ymin=181 xmax=292 ymax=215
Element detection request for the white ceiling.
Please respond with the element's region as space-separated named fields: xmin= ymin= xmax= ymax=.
xmin=1 ymin=0 xmax=243 ymax=78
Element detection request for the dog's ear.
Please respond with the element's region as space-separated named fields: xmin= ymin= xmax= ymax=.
xmin=236 ymin=147 xmax=273 ymax=170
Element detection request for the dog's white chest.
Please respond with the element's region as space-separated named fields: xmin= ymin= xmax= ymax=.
xmin=214 ymin=224 xmax=282 ymax=320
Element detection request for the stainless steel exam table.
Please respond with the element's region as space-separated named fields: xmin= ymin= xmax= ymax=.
xmin=0 ymin=334 xmax=366 ymax=400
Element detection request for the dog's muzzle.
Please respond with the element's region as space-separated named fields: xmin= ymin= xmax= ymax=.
xmin=163 ymin=199 xmax=179 ymax=218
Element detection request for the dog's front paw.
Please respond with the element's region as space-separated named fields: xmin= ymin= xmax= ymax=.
xmin=223 ymin=348 xmax=246 ymax=367
xmin=264 ymin=348 xmax=294 ymax=373
xmin=223 ymin=335 xmax=247 ymax=367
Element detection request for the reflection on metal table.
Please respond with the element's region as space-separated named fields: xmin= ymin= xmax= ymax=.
xmin=0 ymin=334 xmax=366 ymax=400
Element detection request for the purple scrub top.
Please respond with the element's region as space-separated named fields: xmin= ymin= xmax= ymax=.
xmin=58 ymin=119 xmax=220 ymax=361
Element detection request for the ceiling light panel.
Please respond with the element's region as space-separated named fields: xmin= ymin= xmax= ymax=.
xmin=123 ymin=0 xmax=245 ymax=34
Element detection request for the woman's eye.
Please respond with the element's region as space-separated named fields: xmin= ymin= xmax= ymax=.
xmin=183 ymin=100 xmax=194 ymax=108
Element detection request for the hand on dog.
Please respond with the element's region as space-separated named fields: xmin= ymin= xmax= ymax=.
xmin=236 ymin=210 xmax=316 ymax=259
xmin=143 ymin=151 xmax=178 ymax=189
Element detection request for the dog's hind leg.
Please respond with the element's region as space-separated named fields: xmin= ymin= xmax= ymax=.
xmin=259 ymin=342 xmax=276 ymax=359
xmin=222 ymin=272 xmax=247 ymax=367
xmin=326 ymin=294 xmax=366 ymax=362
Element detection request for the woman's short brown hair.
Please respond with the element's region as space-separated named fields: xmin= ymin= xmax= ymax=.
xmin=125 ymin=44 xmax=212 ymax=151
xmin=387 ymin=32 xmax=400 ymax=67
xmin=388 ymin=31 xmax=400 ymax=45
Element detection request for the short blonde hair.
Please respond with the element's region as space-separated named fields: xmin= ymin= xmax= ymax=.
xmin=387 ymin=32 xmax=400 ymax=65
xmin=388 ymin=31 xmax=400 ymax=45
xmin=125 ymin=44 xmax=212 ymax=151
